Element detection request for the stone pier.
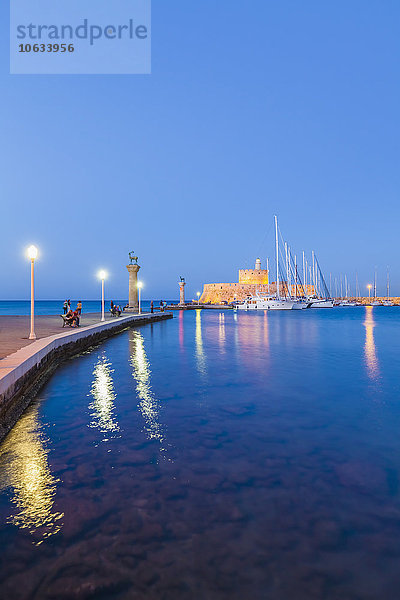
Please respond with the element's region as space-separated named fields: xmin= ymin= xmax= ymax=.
xmin=0 ymin=311 xmax=172 ymax=441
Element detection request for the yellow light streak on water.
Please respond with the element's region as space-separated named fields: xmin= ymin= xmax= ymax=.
xmin=219 ymin=312 xmax=226 ymax=353
xmin=129 ymin=330 xmax=165 ymax=446
xmin=195 ymin=309 xmax=207 ymax=377
xmin=0 ymin=405 xmax=63 ymax=543
xmin=88 ymin=353 xmax=120 ymax=437
xmin=364 ymin=306 xmax=380 ymax=380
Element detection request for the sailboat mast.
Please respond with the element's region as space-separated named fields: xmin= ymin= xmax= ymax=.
xmin=305 ymin=258 xmax=308 ymax=295
xmin=387 ymin=267 xmax=389 ymax=299
xmin=284 ymin=243 xmax=288 ymax=298
xmin=294 ymin=254 xmax=297 ymax=298
xmin=312 ymin=251 xmax=315 ymax=294
xmin=374 ymin=268 xmax=377 ymax=299
xmin=267 ymin=258 xmax=270 ymax=296
xmin=275 ymin=215 xmax=280 ymax=299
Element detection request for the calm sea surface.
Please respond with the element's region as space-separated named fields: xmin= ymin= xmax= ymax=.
xmin=1 ymin=307 xmax=400 ymax=599
xmin=0 ymin=300 xmax=173 ymax=316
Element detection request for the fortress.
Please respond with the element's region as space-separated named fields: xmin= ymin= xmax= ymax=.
xmin=200 ymin=258 xmax=315 ymax=304
xmin=200 ymin=259 xmax=273 ymax=304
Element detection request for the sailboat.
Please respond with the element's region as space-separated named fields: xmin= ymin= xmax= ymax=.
xmin=382 ymin=267 xmax=394 ymax=306
xmin=369 ymin=268 xmax=382 ymax=306
xmin=339 ymin=276 xmax=357 ymax=306
xmin=235 ymin=216 xmax=295 ymax=310
xmin=307 ymin=252 xmax=334 ymax=308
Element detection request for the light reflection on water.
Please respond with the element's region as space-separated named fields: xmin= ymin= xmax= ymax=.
xmin=88 ymin=353 xmax=120 ymax=439
xmin=129 ymin=329 xmax=165 ymax=448
xmin=263 ymin=310 xmax=269 ymax=353
xmin=364 ymin=306 xmax=380 ymax=380
xmin=1 ymin=308 xmax=400 ymax=598
xmin=195 ymin=309 xmax=207 ymax=377
xmin=219 ymin=312 xmax=226 ymax=353
xmin=0 ymin=404 xmax=63 ymax=543
xmin=179 ymin=310 xmax=184 ymax=351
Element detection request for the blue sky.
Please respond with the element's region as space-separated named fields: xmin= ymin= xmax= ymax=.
xmin=1 ymin=1 xmax=399 ymax=300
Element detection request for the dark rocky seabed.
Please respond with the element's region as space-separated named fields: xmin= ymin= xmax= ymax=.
xmin=0 ymin=307 xmax=400 ymax=599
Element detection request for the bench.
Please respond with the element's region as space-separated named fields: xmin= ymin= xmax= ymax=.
xmin=61 ymin=314 xmax=74 ymax=327
xmin=60 ymin=315 xmax=80 ymax=327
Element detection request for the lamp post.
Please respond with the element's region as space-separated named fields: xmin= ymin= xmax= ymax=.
xmin=98 ymin=270 xmax=107 ymax=321
xmin=27 ymin=245 xmax=38 ymax=340
xmin=137 ymin=281 xmax=143 ymax=314
xmin=197 ymin=291 xmax=200 ymax=306
xmin=367 ymin=284 xmax=372 ymax=301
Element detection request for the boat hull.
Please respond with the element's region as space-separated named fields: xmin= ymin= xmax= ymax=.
xmin=236 ymin=299 xmax=294 ymax=310
xmin=292 ymin=301 xmax=309 ymax=310
xmin=308 ymin=299 xmax=334 ymax=308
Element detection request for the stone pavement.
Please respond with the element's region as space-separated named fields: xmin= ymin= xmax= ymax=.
xmin=0 ymin=313 xmax=120 ymax=360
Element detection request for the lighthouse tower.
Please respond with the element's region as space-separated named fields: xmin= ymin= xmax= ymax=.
xmin=255 ymin=258 xmax=261 ymax=271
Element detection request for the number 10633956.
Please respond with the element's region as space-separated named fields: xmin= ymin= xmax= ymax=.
xmin=18 ymin=43 xmax=75 ymax=53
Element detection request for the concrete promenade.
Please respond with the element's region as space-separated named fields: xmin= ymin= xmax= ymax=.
xmin=0 ymin=311 xmax=172 ymax=441
xmin=0 ymin=312 xmax=123 ymax=360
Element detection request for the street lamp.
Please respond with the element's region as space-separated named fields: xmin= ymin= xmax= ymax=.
xmin=367 ymin=284 xmax=372 ymax=301
xmin=98 ymin=270 xmax=107 ymax=322
xmin=197 ymin=291 xmax=200 ymax=305
xmin=137 ymin=281 xmax=143 ymax=314
xmin=27 ymin=245 xmax=38 ymax=340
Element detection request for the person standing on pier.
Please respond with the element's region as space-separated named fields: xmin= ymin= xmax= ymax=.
xmin=150 ymin=300 xmax=154 ymax=313
xmin=63 ymin=300 xmax=68 ymax=314
xmin=77 ymin=301 xmax=82 ymax=316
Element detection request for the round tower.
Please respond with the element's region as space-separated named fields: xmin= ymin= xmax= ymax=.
xmin=255 ymin=258 xmax=261 ymax=271
xmin=179 ymin=278 xmax=186 ymax=305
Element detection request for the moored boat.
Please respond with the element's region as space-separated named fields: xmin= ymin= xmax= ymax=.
xmin=307 ymin=297 xmax=334 ymax=308
xmin=235 ymin=296 xmax=294 ymax=310
xmin=292 ymin=299 xmax=309 ymax=309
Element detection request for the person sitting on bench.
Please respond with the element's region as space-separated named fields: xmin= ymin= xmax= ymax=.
xmin=61 ymin=310 xmax=74 ymax=327
xmin=72 ymin=309 xmax=80 ymax=327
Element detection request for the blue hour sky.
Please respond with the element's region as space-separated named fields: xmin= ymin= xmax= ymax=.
xmin=0 ymin=1 xmax=399 ymax=300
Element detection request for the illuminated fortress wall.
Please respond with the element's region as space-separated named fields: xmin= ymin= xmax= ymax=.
xmin=200 ymin=282 xmax=273 ymax=304
xmin=199 ymin=259 xmax=315 ymax=304
xmin=200 ymin=282 xmax=315 ymax=304
xmin=200 ymin=259 xmax=272 ymax=303
xmin=238 ymin=269 xmax=269 ymax=285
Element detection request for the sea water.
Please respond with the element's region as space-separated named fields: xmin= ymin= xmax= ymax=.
xmin=0 ymin=307 xmax=400 ymax=599
xmin=0 ymin=300 xmax=175 ymax=316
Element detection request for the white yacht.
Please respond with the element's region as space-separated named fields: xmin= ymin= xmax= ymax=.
xmin=235 ymin=295 xmax=294 ymax=310
xmin=307 ymin=297 xmax=334 ymax=308
xmin=292 ymin=299 xmax=309 ymax=310
xmin=338 ymin=300 xmax=358 ymax=307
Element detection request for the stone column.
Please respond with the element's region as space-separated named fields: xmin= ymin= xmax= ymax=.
xmin=179 ymin=280 xmax=186 ymax=305
xmin=125 ymin=264 xmax=140 ymax=312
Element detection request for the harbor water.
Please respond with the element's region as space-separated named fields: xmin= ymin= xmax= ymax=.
xmin=1 ymin=307 xmax=400 ymax=599
xmin=0 ymin=300 xmax=170 ymax=316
